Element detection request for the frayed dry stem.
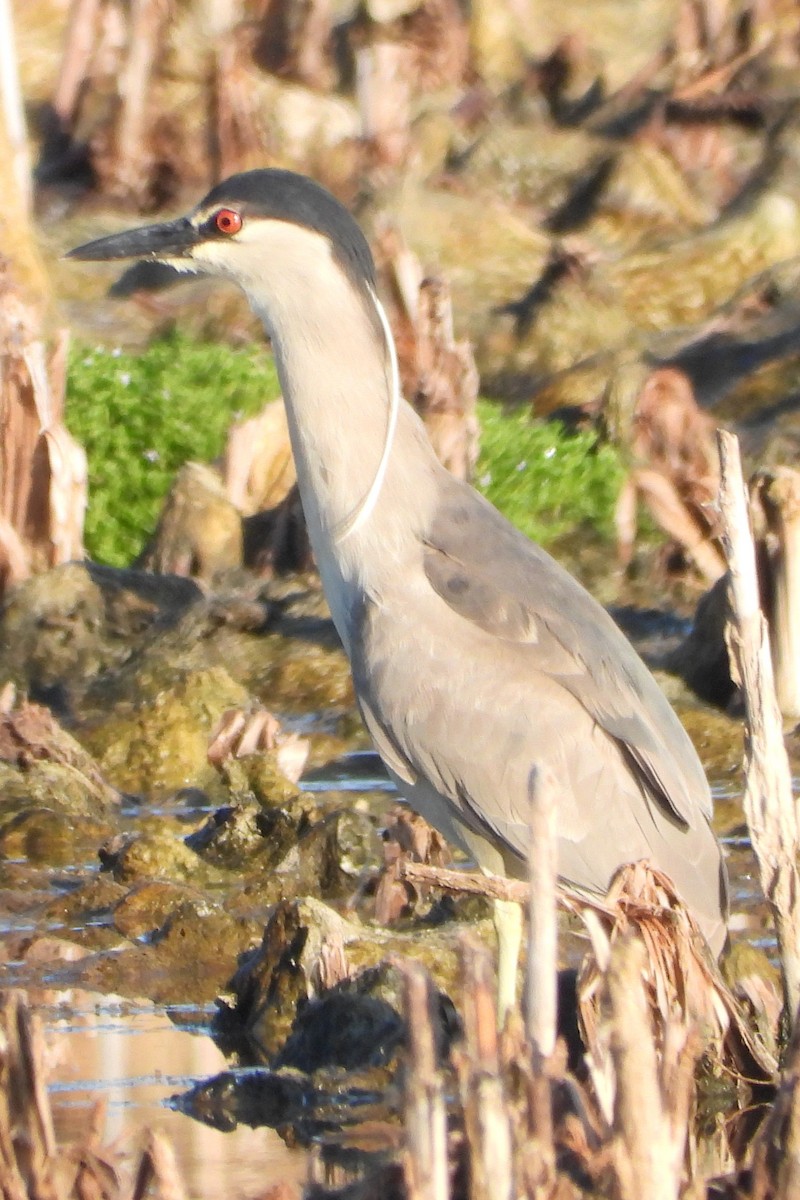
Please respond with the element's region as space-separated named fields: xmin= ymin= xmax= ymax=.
xmin=606 ymin=937 xmax=682 ymax=1200
xmin=717 ymin=429 xmax=800 ymax=1028
xmin=750 ymin=467 xmax=800 ymax=720
xmin=396 ymin=959 xmax=449 ymax=1200
xmin=131 ymin=1130 xmax=188 ymax=1200
xmin=457 ymin=937 xmax=515 ymax=1200
xmin=751 ymin=1021 xmax=800 ymax=1199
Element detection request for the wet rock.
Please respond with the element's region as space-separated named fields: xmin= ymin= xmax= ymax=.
xmin=0 ymin=806 xmax=110 ymax=867
xmin=270 ymin=809 xmax=382 ymax=903
xmin=137 ymin=462 xmax=244 ymax=581
xmin=0 ymin=561 xmax=201 ymax=709
xmin=86 ymin=665 xmax=251 ymax=796
xmin=275 ymin=989 xmax=404 ymax=1073
xmin=78 ymin=579 xmax=352 ymax=719
xmin=273 ymin=960 xmax=459 ymax=1074
xmin=186 ymin=801 xmax=302 ymax=873
xmin=100 ymin=827 xmax=229 ymax=888
xmin=229 ymin=898 xmax=361 ymax=1058
xmin=219 ymin=753 xmax=305 ymax=809
xmin=76 ymin=901 xmax=259 ymax=1005
xmin=111 ymin=879 xmax=215 ymax=940
xmin=0 ymin=696 xmax=118 ymax=819
xmin=665 ymin=575 xmax=736 ymax=709
xmin=175 ymin=1067 xmax=318 ymax=1133
xmin=35 ymin=875 xmax=127 ymax=952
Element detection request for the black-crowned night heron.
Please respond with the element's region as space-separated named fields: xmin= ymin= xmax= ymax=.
xmin=69 ymin=170 xmax=729 ymax=1016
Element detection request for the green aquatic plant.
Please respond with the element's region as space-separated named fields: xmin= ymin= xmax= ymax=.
xmin=475 ymin=400 xmax=625 ymax=544
xmin=67 ymin=336 xmax=624 ymax=566
xmin=66 ymin=333 xmax=281 ymax=565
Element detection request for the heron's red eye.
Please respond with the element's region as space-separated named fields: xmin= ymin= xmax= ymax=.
xmin=215 ymin=208 xmax=242 ymax=235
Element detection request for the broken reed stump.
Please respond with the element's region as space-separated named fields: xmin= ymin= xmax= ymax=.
xmin=375 ymin=226 xmax=480 ymax=482
xmin=0 ymin=0 xmax=32 ymax=215
xmin=527 ymin=766 xmax=558 ymax=1064
xmin=393 ymin=883 xmax=730 ymax=1198
xmin=0 ymin=275 xmax=87 ymax=595
xmin=396 ymin=960 xmax=449 ymax=1200
xmin=717 ymin=429 xmax=800 ymax=1030
xmin=604 ymin=937 xmax=689 ymax=1200
xmin=608 ymin=365 xmax=725 ymax=584
xmin=750 ymin=467 xmax=800 ymax=721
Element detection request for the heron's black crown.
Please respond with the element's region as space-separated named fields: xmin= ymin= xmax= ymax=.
xmin=201 ymin=170 xmax=377 ymax=291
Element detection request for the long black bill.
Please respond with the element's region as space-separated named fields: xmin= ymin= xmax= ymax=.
xmin=67 ymin=216 xmax=199 ymax=262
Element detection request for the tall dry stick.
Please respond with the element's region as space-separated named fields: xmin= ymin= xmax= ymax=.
xmin=0 ymin=0 xmax=31 ymax=214
xmin=717 ymin=429 xmax=800 ymax=1028
xmin=607 ymin=936 xmax=682 ymax=1200
xmin=398 ymin=960 xmax=450 ymax=1200
xmin=52 ymin=0 xmax=103 ymax=128
xmin=458 ymin=938 xmax=514 ymax=1200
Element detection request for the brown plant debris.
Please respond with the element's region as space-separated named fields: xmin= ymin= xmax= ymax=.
xmin=608 ymin=365 xmax=725 ymax=582
xmin=399 ymin=856 xmax=777 ymax=1085
xmin=0 ymin=272 xmax=86 ymax=596
xmin=207 ymin=705 xmax=309 ymax=782
xmin=375 ymin=226 xmax=480 ymax=481
xmin=0 ymin=687 xmax=118 ymax=808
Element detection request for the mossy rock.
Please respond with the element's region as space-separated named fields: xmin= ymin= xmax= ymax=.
xmin=102 ymin=825 xmax=230 ymax=887
xmin=0 ymin=805 xmax=111 ymax=867
xmin=85 ymin=665 xmax=250 ymax=795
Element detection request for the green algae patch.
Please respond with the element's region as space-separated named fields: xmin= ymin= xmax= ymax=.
xmin=86 ymin=665 xmax=250 ymax=795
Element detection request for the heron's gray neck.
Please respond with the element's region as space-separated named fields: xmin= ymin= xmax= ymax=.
xmin=245 ymin=275 xmax=442 ymax=645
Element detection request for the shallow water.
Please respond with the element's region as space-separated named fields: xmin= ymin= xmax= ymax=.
xmin=0 ymin=745 xmax=775 ymax=1194
xmin=40 ymin=990 xmax=306 ymax=1196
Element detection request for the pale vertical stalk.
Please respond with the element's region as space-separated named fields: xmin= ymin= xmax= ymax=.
xmin=52 ymin=0 xmax=103 ymax=127
xmin=755 ymin=469 xmax=800 ymax=719
xmin=717 ymin=430 xmax=800 ymax=1027
xmin=114 ymin=0 xmax=169 ymax=197
xmin=458 ymin=937 xmax=515 ymax=1200
xmin=526 ymin=765 xmax=557 ymax=1063
xmin=0 ymin=0 xmax=31 ymax=214
xmin=607 ymin=937 xmax=680 ymax=1200
xmin=399 ymin=960 xmax=449 ymax=1200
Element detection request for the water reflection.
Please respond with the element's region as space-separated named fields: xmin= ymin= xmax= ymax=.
xmin=37 ymin=989 xmax=306 ymax=1199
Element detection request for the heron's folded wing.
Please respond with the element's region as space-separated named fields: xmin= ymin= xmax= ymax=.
xmin=421 ymin=476 xmax=712 ymax=827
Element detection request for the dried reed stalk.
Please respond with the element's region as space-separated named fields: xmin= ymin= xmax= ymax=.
xmin=52 ymin=0 xmax=103 ymax=128
xmin=605 ymin=937 xmax=684 ymax=1200
xmin=110 ymin=0 xmax=172 ymax=201
xmin=0 ymin=0 xmax=32 ymax=215
xmin=717 ymin=429 xmax=800 ymax=1028
xmin=397 ymin=959 xmax=449 ymax=1200
xmin=750 ymin=467 xmax=800 ymax=719
xmin=0 ymin=990 xmax=194 ymax=1200
xmin=0 ymin=284 xmax=87 ymax=593
xmin=457 ymin=938 xmax=515 ymax=1200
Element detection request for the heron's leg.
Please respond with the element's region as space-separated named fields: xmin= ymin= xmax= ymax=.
xmin=494 ymin=897 xmax=523 ymax=1023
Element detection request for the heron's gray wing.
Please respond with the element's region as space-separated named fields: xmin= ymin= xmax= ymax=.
xmin=421 ymin=475 xmax=711 ymax=826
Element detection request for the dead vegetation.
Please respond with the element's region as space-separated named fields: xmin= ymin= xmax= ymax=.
xmin=0 ymin=988 xmax=188 ymax=1200
xmin=0 ymin=275 xmax=87 ymax=594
